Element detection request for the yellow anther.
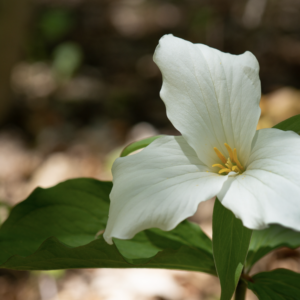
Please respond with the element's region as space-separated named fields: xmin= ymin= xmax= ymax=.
xmin=213 ymin=147 xmax=227 ymax=164
xmin=212 ymin=164 xmax=225 ymax=169
xmin=232 ymin=166 xmax=241 ymax=173
xmin=213 ymin=145 xmax=244 ymax=175
xmin=224 ymin=143 xmax=234 ymax=161
xmin=218 ymin=168 xmax=231 ymax=174
xmin=233 ymin=148 xmax=244 ymax=171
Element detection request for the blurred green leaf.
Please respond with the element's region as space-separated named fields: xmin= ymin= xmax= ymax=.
xmin=247 ymin=269 xmax=300 ymax=299
xmin=191 ymin=7 xmax=213 ymax=28
xmin=273 ymin=114 xmax=300 ymax=133
xmin=120 ymin=135 xmax=163 ymax=157
xmin=40 ymin=9 xmax=74 ymax=41
xmin=0 ymin=178 xmax=216 ymax=273
xmin=246 ymin=225 xmax=300 ymax=272
xmin=212 ymin=199 xmax=252 ymax=300
xmin=33 ymin=269 xmax=65 ymax=279
xmin=52 ymin=42 xmax=83 ymax=79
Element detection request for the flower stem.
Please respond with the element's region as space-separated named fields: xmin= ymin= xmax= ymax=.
xmin=235 ymin=280 xmax=247 ymax=300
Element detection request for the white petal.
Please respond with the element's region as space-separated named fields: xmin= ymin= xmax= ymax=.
xmin=104 ymin=136 xmax=228 ymax=244
xmin=153 ymin=34 xmax=261 ymax=167
xmin=217 ymin=128 xmax=300 ymax=231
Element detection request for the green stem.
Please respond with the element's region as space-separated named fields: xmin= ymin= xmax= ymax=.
xmin=235 ymin=280 xmax=247 ymax=300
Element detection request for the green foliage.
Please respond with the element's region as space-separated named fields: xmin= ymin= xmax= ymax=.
xmin=0 ymin=234 xmax=216 ymax=272
xmin=120 ymin=135 xmax=163 ymax=157
xmin=212 ymin=199 xmax=252 ymax=300
xmin=0 ymin=178 xmax=215 ymax=273
xmin=246 ymin=225 xmax=300 ymax=272
xmin=115 ymin=220 xmax=213 ymax=264
xmin=247 ymin=269 xmax=300 ymax=299
xmin=0 ymin=178 xmax=111 ymax=265
xmin=40 ymin=9 xmax=75 ymax=42
xmin=28 ymin=8 xmax=77 ymax=61
xmin=52 ymin=42 xmax=83 ymax=80
xmin=273 ymin=113 xmax=300 ymax=133
xmin=190 ymin=7 xmax=213 ymax=28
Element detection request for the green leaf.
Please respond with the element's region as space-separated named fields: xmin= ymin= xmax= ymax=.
xmin=40 ymin=9 xmax=74 ymax=42
xmin=234 ymin=263 xmax=244 ymax=287
xmin=246 ymin=225 xmax=300 ymax=272
xmin=120 ymin=135 xmax=163 ymax=157
xmin=1 ymin=234 xmax=216 ymax=272
xmin=273 ymin=114 xmax=300 ymax=133
xmin=247 ymin=269 xmax=300 ymax=299
xmin=114 ymin=220 xmax=214 ymax=273
xmin=212 ymin=199 xmax=252 ymax=300
xmin=53 ymin=42 xmax=83 ymax=79
xmin=0 ymin=178 xmax=216 ymax=273
xmin=0 ymin=178 xmax=111 ymax=263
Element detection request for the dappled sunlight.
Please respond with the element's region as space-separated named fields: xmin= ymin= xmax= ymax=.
xmin=0 ymin=0 xmax=300 ymax=299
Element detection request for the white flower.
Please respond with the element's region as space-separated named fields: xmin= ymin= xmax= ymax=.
xmin=103 ymin=34 xmax=300 ymax=244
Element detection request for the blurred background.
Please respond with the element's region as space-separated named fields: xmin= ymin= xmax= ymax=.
xmin=0 ymin=0 xmax=300 ymax=299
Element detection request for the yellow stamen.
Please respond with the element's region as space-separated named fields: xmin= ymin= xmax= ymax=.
xmin=218 ymin=168 xmax=231 ymax=174
xmin=233 ymin=148 xmax=244 ymax=170
xmin=213 ymin=147 xmax=227 ymax=164
xmin=232 ymin=166 xmax=241 ymax=173
xmin=212 ymin=164 xmax=225 ymax=169
xmin=224 ymin=143 xmax=234 ymax=161
xmin=213 ymin=145 xmax=244 ymax=175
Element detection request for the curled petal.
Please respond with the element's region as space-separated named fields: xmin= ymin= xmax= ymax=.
xmin=153 ymin=35 xmax=261 ymax=167
xmin=104 ymin=136 xmax=228 ymax=244
xmin=217 ymin=128 xmax=300 ymax=231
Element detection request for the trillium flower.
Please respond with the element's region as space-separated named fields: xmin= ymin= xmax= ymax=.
xmin=104 ymin=34 xmax=300 ymax=244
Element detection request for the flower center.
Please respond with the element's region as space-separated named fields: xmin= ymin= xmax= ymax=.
xmin=212 ymin=143 xmax=244 ymax=175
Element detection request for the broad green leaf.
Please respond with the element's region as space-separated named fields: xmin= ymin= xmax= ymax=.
xmin=0 ymin=178 xmax=216 ymax=273
xmin=246 ymin=225 xmax=300 ymax=272
xmin=120 ymin=135 xmax=162 ymax=157
xmin=114 ymin=220 xmax=213 ymax=267
xmin=150 ymin=220 xmax=212 ymax=254
xmin=0 ymin=234 xmax=216 ymax=272
xmin=0 ymin=178 xmax=111 ymax=264
xmin=212 ymin=199 xmax=252 ymax=300
xmin=247 ymin=269 xmax=300 ymax=299
xmin=273 ymin=114 xmax=300 ymax=133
